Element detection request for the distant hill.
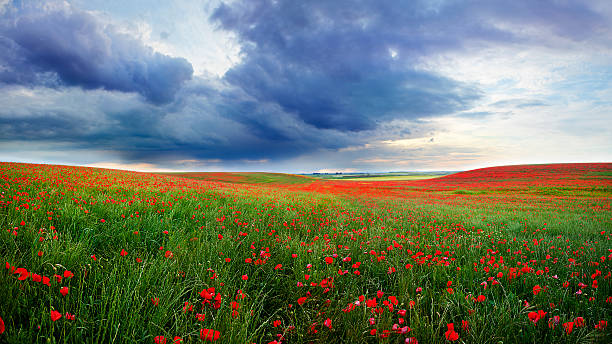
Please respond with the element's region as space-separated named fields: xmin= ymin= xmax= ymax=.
xmin=156 ymin=172 xmax=314 ymax=185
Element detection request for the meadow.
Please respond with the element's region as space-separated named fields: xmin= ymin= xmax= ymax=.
xmin=0 ymin=162 xmax=610 ymax=343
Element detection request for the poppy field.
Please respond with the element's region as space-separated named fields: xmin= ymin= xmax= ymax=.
xmin=0 ymin=162 xmax=611 ymax=343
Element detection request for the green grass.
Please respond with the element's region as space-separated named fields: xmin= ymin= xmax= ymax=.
xmin=332 ymin=175 xmax=442 ymax=181
xmin=157 ymin=172 xmax=314 ymax=185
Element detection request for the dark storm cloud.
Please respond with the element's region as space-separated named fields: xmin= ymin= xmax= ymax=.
xmin=1 ymin=0 xmax=609 ymax=166
xmin=0 ymin=82 xmax=352 ymax=164
xmin=0 ymin=2 xmax=193 ymax=104
xmin=211 ymin=0 xmax=607 ymax=132
xmin=212 ymin=0 xmax=484 ymax=131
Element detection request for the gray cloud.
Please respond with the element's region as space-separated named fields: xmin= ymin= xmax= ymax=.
xmin=212 ymin=0 xmax=486 ymax=131
xmin=0 ymin=2 xmax=193 ymax=104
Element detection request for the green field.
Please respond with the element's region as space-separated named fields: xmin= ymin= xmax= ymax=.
xmin=0 ymin=162 xmax=611 ymax=343
xmin=158 ymin=172 xmax=315 ymax=185
xmin=331 ymin=175 xmax=442 ymax=181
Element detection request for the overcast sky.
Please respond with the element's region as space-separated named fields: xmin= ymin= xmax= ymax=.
xmin=1 ymin=0 xmax=610 ymax=173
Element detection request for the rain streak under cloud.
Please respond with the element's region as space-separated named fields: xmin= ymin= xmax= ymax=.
xmin=0 ymin=0 xmax=611 ymax=172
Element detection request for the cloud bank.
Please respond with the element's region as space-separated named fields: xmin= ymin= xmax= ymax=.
xmin=0 ymin=2 xmax=193 ymax=104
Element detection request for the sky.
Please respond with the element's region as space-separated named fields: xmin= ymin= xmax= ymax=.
xmin=0 ymin=0 xmax=611 ymax=173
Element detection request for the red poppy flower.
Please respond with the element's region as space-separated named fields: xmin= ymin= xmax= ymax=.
xmin=0 ymin=316 xmax=4 ymax=334
xmin=324 ymin=257 xmax=333 ymax=264
xmin=60 ymin=287 xmax=69 ymax=296
xmin=297 ymin=297 xmax=307 ymax=305
xmin=120 ymin=249 xmax=128 ymax=256
xmin=50 ymin=310 xmax=62 ymax=322
xmin=445 ymin=323 xmax=458 ymax=341
xmin=200 ymin=288 xmax=214 ymax=300
xmin=461 ymin=320 xmax=469 ymax=332
xmin=388 ymin=296 xmax=398 ymax=305
xmin=537 ymin=310 xmax=547 ymax=319
xmin=15 ymin=268 xmax=29 ymax=280
xmin=64 ymin=270 xmax=74 ymax=278
xmin=324 ymin=318 xmax=332 ymax=329
xmin=241 ymin=274 xmax=248 ymax=281
xmin=532 ymin=285 xmax=542 ymax=296
xmin=200 ymin=329 xmax=220 ymax=341
xmin=528 ymin=312 xmax=539 ymax=324
xmin=595 ymin=320 xmax=607 ymax=330
xmin=154 ymin=336 xmax=166 ymax=344
xmin=563 ymin=322 xmax=574 ymax=335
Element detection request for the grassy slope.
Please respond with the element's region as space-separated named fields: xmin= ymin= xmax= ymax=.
xmin=0 ymin=162 xmax=611 ymax=343
xmin=157 ymin=172 xmax=314 ymax=185
xmin=332 ymin=175 xmax=442 ymax=181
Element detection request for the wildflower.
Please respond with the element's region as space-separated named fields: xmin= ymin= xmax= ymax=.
xmin=532 ymin=285 xmax=542 ymax=296
xmin=324 ymin=318 xmax=332 ymax=328
xmin=50 ymin=310 xmax=62 ymax=322
xmin=462 ymin=320 xmax=469 ymax=332
xmin=574 ymin=317 xmax=584 ymax=327
xmin=200 ymin=329 xmax=220 ymax=342
xmin=445 ymin=323 xmax=459 ymax=341
xmin=297 ymin=297 xmax=307 ymax=305
xmin=154 ymin=336 xmax=166 ymax=344
xmin=0 ymin=316 xmax=4 ymax=334
xmin=537 ymin=310 xmax=547 ymax=319
xmin=15 ymin=268 xmax=29 ymax=280
xmin=528 ymin=312 xmax=539 ymax=325
xmin=60 ymin=287 xmax=69 ymax=296
xmin=120 ymin=249 xmax=128 ymax=256
xmin=324 ymin=257 xmax=333 ymax=264
xmin=563 ymin=322 xmax=574 ymax=335
xmin=595 ymin=320 xmax=607 ymax=330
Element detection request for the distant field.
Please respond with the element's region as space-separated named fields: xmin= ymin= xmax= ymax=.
xmin=157 ymin=171 xmax=314 ymax=185
xmin=331 ymin=174 xmax=443 ymax=181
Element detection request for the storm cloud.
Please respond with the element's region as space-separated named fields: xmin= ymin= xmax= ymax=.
xmin=0 ymin=2 xmax=193 ymax=104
